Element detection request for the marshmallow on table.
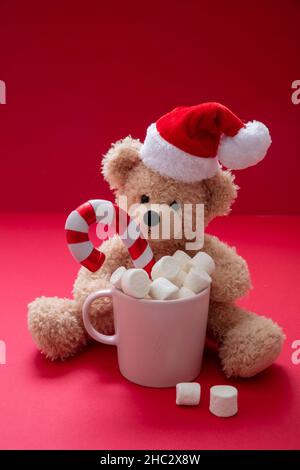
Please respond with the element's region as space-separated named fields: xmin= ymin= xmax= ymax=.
xmin=121 ymin=269 xmax=151 ymax=299
xmin=149 ymin=277 xmax=179 ymax=300
xmin=183 ymin=268 xmax=211 ymax=294
xmin=189 ymin=252 xmax=215 ymax=276
xmin=176 ymin=383 xmax=201 ymax=406
xmin=110 ymin=266 xmax=126 ymax=289
xmin=172 ymin=270 xmax=187 ymax=288
xmin=151 ymin=256 xmax=180 ymax=281
xmin=209 ymin=385 xmax=238 ymax=417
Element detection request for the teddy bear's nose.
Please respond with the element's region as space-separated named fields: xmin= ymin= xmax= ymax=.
xmin=144 ymin=210 xmax=160 ymax=227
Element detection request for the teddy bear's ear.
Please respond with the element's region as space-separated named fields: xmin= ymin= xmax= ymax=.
xmin=101 ymin=136 xmax=142 ymax=189
xmin=203 ymin=170 xmax=238 ymax=221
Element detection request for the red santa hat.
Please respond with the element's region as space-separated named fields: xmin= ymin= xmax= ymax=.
xmin=140 ymin=102 xmax=271 ymax=182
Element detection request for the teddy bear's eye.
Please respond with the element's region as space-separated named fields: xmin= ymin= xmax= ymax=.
xmin=169 ymin=200 xmax=181 ymax=211
xmin=140 ymin=195 xmax=150 ymax=203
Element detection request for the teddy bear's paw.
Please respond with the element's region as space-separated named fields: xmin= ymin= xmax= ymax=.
xmin=219 ymin=315 xmax=285 ymax=378
xmin=28 ymin=296 xmax=87 ymax=360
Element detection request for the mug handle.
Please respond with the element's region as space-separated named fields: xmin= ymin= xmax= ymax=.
xmin=82 ymin=289 xmax=117 ymax=345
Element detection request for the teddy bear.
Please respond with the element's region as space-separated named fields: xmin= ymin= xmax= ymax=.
xmin=28 ymin=102 xmax=285 ymax=378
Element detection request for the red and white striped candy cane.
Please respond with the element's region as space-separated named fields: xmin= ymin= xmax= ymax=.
xmin=65 ymin=199 xmax=155 ymax=275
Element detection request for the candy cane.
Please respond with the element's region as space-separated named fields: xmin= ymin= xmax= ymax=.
xmin=65 ymin=199 xmax=155 ymax=275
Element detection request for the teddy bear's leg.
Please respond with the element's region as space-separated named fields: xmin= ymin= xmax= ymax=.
xmin=208 ymin=301 xmax=285 ymax=378
xmin=28 ymin=297 xmax=87 ymax=360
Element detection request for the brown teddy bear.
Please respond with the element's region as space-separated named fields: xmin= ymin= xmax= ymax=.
xmin=28 ymin=102 xmax=285 ymax=378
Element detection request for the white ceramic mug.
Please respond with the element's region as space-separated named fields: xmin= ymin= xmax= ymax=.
xmin=82 ymin=287 xmax=210 ymax=388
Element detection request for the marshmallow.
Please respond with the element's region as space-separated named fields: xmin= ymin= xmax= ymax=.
xmin=172 ymin=250 xmax=192 ymax=269
xmin=149 ymin=277 xmax=179 ymax=300
xmin=121 ymin=269 xmax=151 ymax=299
xmin=172 ymin=270 xmax=187 ymax=288
xmin=209 ymin=385 xmax=238 ymax=417
xmin=181 ymin=261 xmax=193 ymax=273
xmin=151 ymin=256 xmax=180 ymax=281
xmin=110 ymin=266 xmax=126 ymax=289
xmin=176 ymin=383 xmax=201 ymax=406
xmin=176 ymin=286 xmax=196 ymax=299
xmin=189 ymin=252 xmax=215 ymax=276
xmin=183 ymin=268 xmax=211 ymax=294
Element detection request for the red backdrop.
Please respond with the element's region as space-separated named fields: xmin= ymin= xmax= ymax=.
xmin=0 ymin=0 xmax=299 ymax=214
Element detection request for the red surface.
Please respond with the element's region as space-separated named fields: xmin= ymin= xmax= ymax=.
xmin=0 ymin=1 xmax=300 ymax=214
xmin=0 ymin=214 xmax=299 ymax=450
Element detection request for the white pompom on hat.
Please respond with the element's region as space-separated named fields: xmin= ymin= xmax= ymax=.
xmin=140 ymin=102 xmax=271 ymax=183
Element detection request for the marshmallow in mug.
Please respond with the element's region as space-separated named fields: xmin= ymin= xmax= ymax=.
xmin=109 ymin=249 xmax=214 ymax=301
xmin=151 ymin=251 xmax=215 ymax=286
xmin=172 ymin=269 xmax=187 ymax=288
xmin=151 ymin=256 xmax=180 ymax=281
xmin=176 ymin=286 xmax=195 ymax=299
xmin=149 ymin=277 xmax=179 ymax=300
xmin=172 ymin=250 xmax=192 ymax=269
xmin=187 ymin=252 xmax=215 ymax=276
xmin=110 ymin=266 xmax=126 ymax=289
xmin=121 ymin=269 xmax=151 ymax=299
xmin=183 ymin=268 xmax=212 ymax=294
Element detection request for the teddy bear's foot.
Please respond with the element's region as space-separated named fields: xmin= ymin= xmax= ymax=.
xmin=219 ymin=312 xmax=285 ymax=378
xmin=28 ymin=296 xmax=87 ymax=360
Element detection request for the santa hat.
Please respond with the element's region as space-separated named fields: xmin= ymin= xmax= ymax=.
xmin=140 ymin=102 xmax=271 ymax=182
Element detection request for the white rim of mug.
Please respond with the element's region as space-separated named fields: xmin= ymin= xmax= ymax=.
xmin=113 ymin=286 xmax=210 ymax=303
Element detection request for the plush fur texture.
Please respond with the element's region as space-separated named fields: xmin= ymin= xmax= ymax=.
xmin=28 ymin=136 xmax=285 ymax=377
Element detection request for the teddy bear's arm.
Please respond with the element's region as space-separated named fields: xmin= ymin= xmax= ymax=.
xmin=28 ymin=236 xmax=133 ymax=361
xmin=73 ymin=236 xmax=133 ymax=305
xmin=203 ymin=234 xmax=252 ymax=302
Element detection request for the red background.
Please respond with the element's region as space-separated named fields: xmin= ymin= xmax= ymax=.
xmin=0 ymin=0 xmax=299 ymax=214
xmin=1 ymin=0 xmax=300 ymax=452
